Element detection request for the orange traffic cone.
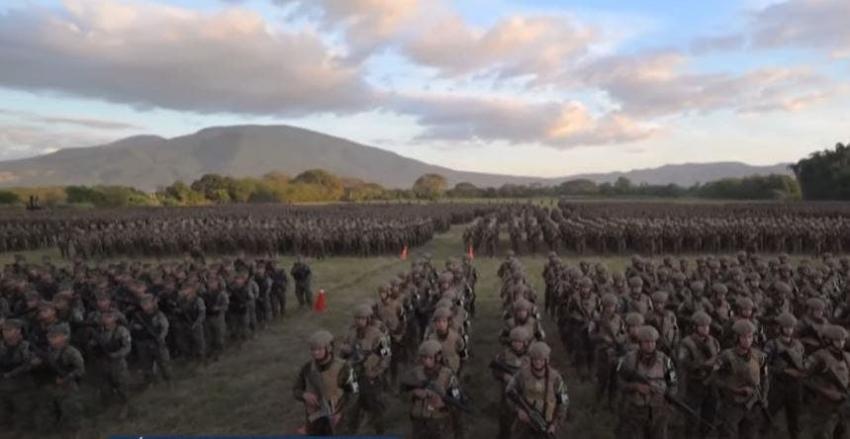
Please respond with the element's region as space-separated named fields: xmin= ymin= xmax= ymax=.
xmin=314 ymin=289 xmax=327 ymax=313
xmin=467 ymin=245 xmax=475 ymax=260
xmin=400 ymin=244 xmax=409 ymax=260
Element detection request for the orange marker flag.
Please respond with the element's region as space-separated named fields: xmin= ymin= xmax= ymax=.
xmin=467 ymin=245 xmax=474 ymax=260
xmin=314 ymin=289 xmax=327 ymax=313
xmin=400 ymin=244 xmax=409 ymax=260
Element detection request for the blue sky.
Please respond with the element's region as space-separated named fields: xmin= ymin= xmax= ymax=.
xmin=0 ymin=0 xmax=847 ymax=177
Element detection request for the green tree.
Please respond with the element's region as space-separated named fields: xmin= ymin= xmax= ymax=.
xmin=557 ymin=179 xmax=598 ymax=196
xmin=791 ymin=142 xmax=850 ymax=200
xmin=447 ymin=182 xmax=481 ymax=198
xmin=0 ymin=190 xmax=20 ymax=205
xmin=412 ymin=173 xmax=448 ymax=199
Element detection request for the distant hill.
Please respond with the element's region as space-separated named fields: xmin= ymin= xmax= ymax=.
xmin=0 ymin=124 xmax=793 ymax=191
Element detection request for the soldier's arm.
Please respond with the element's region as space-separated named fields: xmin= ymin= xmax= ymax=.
xmin=553 ymin=374 xmax=570 ymax=427
xmin=156 ymin=313 xmax=170 ymax=341
xmin=193 ymin=299 xmax=206 ymax=326
xmin=65 ymin=348 xmax=86 ymax=381
xmin=292 ymin=362 xmax=309 ymax=402
xmin=109 ymin=327 xmax=132 ymax=359
xmin=5 ymin=342 xmax=33 ymax=378
xmin=336 ymin=362 xmax=358 ymax=413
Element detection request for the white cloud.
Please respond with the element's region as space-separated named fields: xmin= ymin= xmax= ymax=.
xmin=0 ymin=124 xmax=108 ymax=160
xmin=751 ymin=0 xmax=850 ymax=58
xmin=0 ymin=0 xmax=375 ymax=116
xmin=393 ymin=93 xmax=656 ymax=148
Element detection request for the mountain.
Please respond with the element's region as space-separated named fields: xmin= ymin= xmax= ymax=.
xmin=0 ymin=124 xmax=793 ymax=190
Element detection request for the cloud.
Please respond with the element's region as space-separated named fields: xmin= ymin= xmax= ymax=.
xmin=690 ymin=34 xmax=746 ymax=55
xmin=0 ymin=124 xmax=108 ymax=160
xmin=279 ymin=0 xmax=423 ymax=59
xmin=751 ymin=0 xmax=850 ymax=58
xmin=0 ymin=0 xmax=375 ymax=117
xmin=402 ymin=14 xmax=597 ymax=82
xmin=393 ymin=94 xmax=656 ymax=148
xmin=0 ymin=109 xmax=141 ymax=130
xmin=577 ymin=51 xmax=837 ymax=117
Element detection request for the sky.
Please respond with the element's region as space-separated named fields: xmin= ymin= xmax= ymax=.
xmin=0 ymin=0 xmax=847 ymax=177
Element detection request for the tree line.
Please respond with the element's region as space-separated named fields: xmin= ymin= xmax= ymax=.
xmin=791 ymin=141 xmax=850 ymax=200
xmin=0 ymin=169 xmax=801 ymax=208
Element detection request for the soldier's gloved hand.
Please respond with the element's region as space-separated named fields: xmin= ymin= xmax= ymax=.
xmin=635 ymin=383 xmax=652 ymax=395
xmin=302 ymin=392 xmax=319 ymax=408
xmin=517 ymin=409 xmax=530 ymax=424
xmin=735 ymin=386 xmax=754 ymax=397
xmin=413 ymin=388 xmax=429 ymax=399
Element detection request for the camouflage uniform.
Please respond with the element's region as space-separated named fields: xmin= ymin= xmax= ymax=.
xmin=0 ymin=319 xmax=35 ymax=429
xmin=505 ymin=342 xmax=569 ymax=439
xmin=804 ymin=325 xmax=850 ymax=439
xmin=402 ymin=340 xmax=462 ymax=439
xmin=617 ymin=326 xmax=677 ymax=439
xmin=292 ymin=330 xmax=358 ymax=436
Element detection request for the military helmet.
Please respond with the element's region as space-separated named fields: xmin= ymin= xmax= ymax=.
xmin=354 ymin=304 xmax=374 ymax=319
xmin=433 ymin=306 xmax=453 ymax=321
xmin=736 ymin=297 xmax=755 ymax=311
xmin=712 ymin=283 xmax=728 ymax=295
xmin=806 ymin=297 xmax=826 ymax=311
xmin=579 ymin=277 xmax=593 ymax=288
xmin=308 ymin=330 xmax=334 ymax=349
xmin=775 ymin=312 xmax=797 ymax=329
xmin=47 ymin=323 xmax=70 ymax=337
xmin=509 ymin=326 xmax=532 ymax=343
xmin=651 ymin=291 xmax=669 ymax=303
xmin=731 ymin=319 xmax=756 ymax=336
xmin=637 ymin=325 xmax=660 ymax=342
xmin=513 ymin=298 xmax=532 ymax=312
xmin=823 ymin=324 xmax=848 ymax=341
xmin=628 ymin=276 xmax=643 ymax=287
xmin=773 ymin=281 xmax=792 ymax=295
xmin=418 ymin=340 xmax=443 ymax=357
xmin=528 ymin=342 xmax=551 ymax=361
xmin=1 ymin=319 xmax=24 ymax=331
xmin=625 ymin=312 xmax=645 ymax=326
xmin=601 ymin=293 xmax=619 ymax=307
xmin=691 ymin=311 xmax=711 ymax=327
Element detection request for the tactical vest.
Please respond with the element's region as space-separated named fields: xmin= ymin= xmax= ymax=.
xmin=306 ymin=358 xmax=346 ymax=415
xmin=717 ymin=348 xmax=764 ymax=404
xmin=516 ymin=365 xmax=560 ymax=422
xmin=431 ymin=329 xmax=462 ymax=373
xmin=621 ymin=351 xmax=670 ymax=407
xmin=0 ymin=340 xmax=29 ymax=375
xmin=766 ymin=338 xmax=805 ymax=378
xmin=409 ymin=366 xmax=454 ymax=420
xmin=809 ymin=349 xmax=850 ymax=397
xmin=351 ymin=326 xmax=387 ymax=379
xmin=680 ymin=335 xmax=720 ymax=380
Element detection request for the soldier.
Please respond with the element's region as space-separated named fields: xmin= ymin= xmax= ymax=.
xmin=401 ymin=340 xmax=462 ymax=439
xmin=622 ymin=277 xmax=653 ymax=316
xmin=566 ymin=276 xmax=599 ymax=381
xmin=202 ymin=277 xmax=229 ymax=361
xmin=129 ymin=294 xmax=171 ymax=385
xmin=500 ymin=298 xmax=545 ymax=347
xmin=802 ymin=324 xmax=850 ymax=439
xmin=797 ymin=297 xmax=828 ymax=355
xmin=339 ymin=304 xmax=390 ymax=435
xmin=712 ymin=320 xmax=768 ymax=439
xmin=616 ymin=326 xmax=677 ymax=439
xmin=492 ymin=327 xmax=532 ymax=439
xmin=270 ymin=263 xmax=289 ymax=317
xmin=0 ymin=319 xmax=34 ymax=430
xmin=590 ymin=293 xmax=626 ymax=411
xmin=38 ymin=324 xmax=85 ymax=438
xmin=677 ymin=311 xmax=720 ymax=439
xmin=505 ymin=341 xmax=569 ymax=439
xmin=175 ymin=284 xmax=206 ymax=361
xmin=376 ymin=284 xmax=405 ymax=386
xmin=292 ymin=330 xmax=358 ymax=436
xmin=90 ymin=310 xmax=132 ymax=419
xmin=291 ymin=256 xmax=314 ymax=308
xmin=646 ymin=291 xmax=679 ymax=356
xmin=762 ymin=312 xmax=804 ymax=439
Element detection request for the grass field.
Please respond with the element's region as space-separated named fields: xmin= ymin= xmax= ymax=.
xmin=7 ymin=226 xmax=811 ymax=439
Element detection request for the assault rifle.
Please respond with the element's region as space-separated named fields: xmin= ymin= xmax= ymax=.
xmin=505 ymin=387 xmax=555 ymax=439
xmin=400 ymin=378 xmax=472 ymax=414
